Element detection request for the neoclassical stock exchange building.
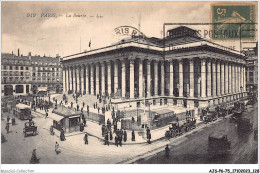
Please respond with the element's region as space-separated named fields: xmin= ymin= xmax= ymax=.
xmin=62 ymin=26 xmax=247 ymax=109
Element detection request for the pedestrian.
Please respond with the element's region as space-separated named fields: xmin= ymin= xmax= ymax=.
xmin=71 ymin=102 xmax=73 ymax=108
xmin=55 ymin=142 xmax=61 ymax=154
xmin=98 ymin=107 xmax=100 ymax=113
xmin=123 ymin=130 xmax=127 ymax=142
xmin=30 ymin=149 xmax=39 ymax=164
xmin=11 ymin=117 xmax=16 ymax=125
xmin=5 ymin=122 xmax=9 ymax=134
xmin=1 ymin=133 xmax=7 ymax=143
xmin=83 ymin=118 xmax=87 ymax=127
xmin=77 ymin=104 xmax=79 ymax=111
xmin=84 ymin=133 xmax=88 ymax=145
xmin=165 ymin=144 xmax=170 ymax=158
xmin=147 ymin=132 xmax=151 ymax=144
xmin=104 ymin=133 xmax=109 ymax=146
xmin=118 ymin=133 xmax=122 ymax=147
xmin=7 ymin=115 xmax=10 ymax=123
xmin=45 ymin=112 xmax=48 ymax=119
xmin=131 ymin=130 xmax=135 ymax=141
xmin=110 ymin=131 xmax=113 ymax=141
xmin=115 ymin=135 xmax=118 ymax=147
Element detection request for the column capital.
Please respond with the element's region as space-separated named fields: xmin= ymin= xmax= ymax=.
xmin=146 ymin=59 xmax=151 ymax=65
xmin=161 ymin=60 xmax=165 ymax=65
xmin=153 ymin=59 xmax=159 ymax=64
xmin=177 ymin=59 xmax=183 ymax=64
xmin=129 ymin=58 xmax=135 ymax=64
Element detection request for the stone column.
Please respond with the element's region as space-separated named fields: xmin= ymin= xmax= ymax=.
xmin=139 ymin=59 xmax=143 ymax=98
xmin=71 ymin=67 xmax=74 ymax=92
xmin=212 ymin=60 xmax=216 ymax=97
xmin=85 ymin=65 xmax=89 ymax=94
xmin=90 ymin=64 xmax=94 ymax=95
xmin=201 ymin=58 xmax=206 ymax=98
xmin=234 ymin=65 xmax=237 ymax=93
xmin=161 ymin=61 xmax=164 ymax=96
xmin=63 ymin=68 xmax=66 ymax=92
xmin=101 ymin=62 xmax=105 ymax=95
xmin=207 ymin=59 xmax=211 ymax=97
xmin=232 ymin=64 xmax=235 ymax=93
xmin=228 ymin=63 xmax=231 ymax=94
xmin=121 ymin=60 xmax=126 ymax=97
xmin=96 ymin=63 xmax=100 ymax=95
xmin=67 ymin=67 xmax=70 ymax=91
xmin=154 ymin=60 xmax=158 ymax=96
xmin=188 ymin=58 xmax=194 ymax=108
xmin=225 ymin=63 xmax=228 ymax=95
xmin=189 ymin=59 xmax=194 ymax=97
xmin=169 ymin=60 xmax=174 ymax=96
xmin=147 ymin=60 xmax=151 ymax=97
xmin=129 ymin=59 xmax=135 ymax=99
xmin=114 ymin=61 xmax=118 ymax=94
xmin=69 ymin=67 xmax=72 ymax=91
xmin=216 ymin=61 xmax=221 ymax=96
xmin=107 ymin=61 xmax=112 ymax=95
xmin=81 ymin=65 xmax=84 ymax=94
xmin=221 ymin=62 xmax=225 ymax=95
xmin=243 ymin=65 xmax=246 ymax=91
xmin=179 ymin=60 xmax=183 ymax=97
xmin=75 ymin=66 xmax=78 ymax=92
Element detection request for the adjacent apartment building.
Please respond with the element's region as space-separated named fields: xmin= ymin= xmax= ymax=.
xmin=1 ymin=50 xmax=63 ymax=96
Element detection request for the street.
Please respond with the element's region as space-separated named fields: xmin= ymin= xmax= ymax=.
xmin=136 ymin=104 xmax=258 ymax=164
xmin=1 ymin=102 xmax=258 ymax=164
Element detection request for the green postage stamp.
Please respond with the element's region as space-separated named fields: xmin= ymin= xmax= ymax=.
xmin=211 ymin=3 xmax=256 ymax=40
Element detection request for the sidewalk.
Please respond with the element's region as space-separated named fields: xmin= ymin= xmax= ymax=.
xmin=32 ymin=104 xmax=204 ymax=145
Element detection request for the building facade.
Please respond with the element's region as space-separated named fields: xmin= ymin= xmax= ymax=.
xmin=1 ymin=51 xmax=63 ymax=96
xmin=244 ymin=46 xmax=258 ymax=93
xmin=62 ymin=26 xmax=247 ymax=108
xmin=31 ymin=54 xmax=63 ymax=94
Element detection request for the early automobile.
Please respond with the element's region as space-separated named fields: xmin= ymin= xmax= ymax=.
xmin=237 ymin=118 xmax=253 ymax=133
xmin=165 ymin=121 xmax=185 ymax=138
xmin=230 ymin=110 xmax=242 ymax=123
xmin=23 ymin=122 xmax=37 ymax=137
xmin=183 ymin=116 xmax=196 ymax=132
xmin=203 ymin=111 xmax=217 ymax=124
xmin=208 ymin=132 xmax=231 ymax=158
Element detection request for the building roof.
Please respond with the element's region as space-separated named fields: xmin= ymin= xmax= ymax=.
xmin=63 ymin=26 xmax=245 ymax=62
xmin=52 ymin=106 xmax=81 ymax=118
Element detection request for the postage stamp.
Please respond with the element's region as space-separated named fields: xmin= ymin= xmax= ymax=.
xmin=211 ymin=3 xmax=256 ymax=40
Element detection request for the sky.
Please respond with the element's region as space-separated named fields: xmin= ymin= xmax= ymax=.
xmin=1 ymin=1 xmax=257 ymax=57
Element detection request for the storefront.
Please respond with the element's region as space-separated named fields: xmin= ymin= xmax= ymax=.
xmin=50 ymin=106 xmax=81 ymax=133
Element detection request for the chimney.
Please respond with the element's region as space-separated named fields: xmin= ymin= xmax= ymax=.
xmin=18 ymin=49 xmax=20 ymax=56
xmin=28 ymin=52 xmax=31 ymax=56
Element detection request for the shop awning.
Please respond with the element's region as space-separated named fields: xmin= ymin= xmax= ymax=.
xmin=49 ymin=113 xmax=64 ymax=121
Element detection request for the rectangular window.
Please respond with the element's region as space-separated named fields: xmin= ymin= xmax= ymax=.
xmin=16 ymin=66 xmax=19 ymax=70
xmin=33 ymin=73 xmax=36 ymax=77
xmin=20 ymin=72 xmax=24 ymax=76
xmin=10 ymin=66 xmax=13 ymax=70
xmin=3 ymin=66 xmax=6 ymax=70
xmin=26 ymin=67 xmax=29 ymax=70
xmin=20 ymin=66 xmax=24 ymax=70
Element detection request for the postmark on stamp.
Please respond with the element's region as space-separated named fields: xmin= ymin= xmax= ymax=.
xmin=211 ymin=3 xmax=256 ymax=40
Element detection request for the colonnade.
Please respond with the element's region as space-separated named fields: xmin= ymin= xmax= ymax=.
xmin=63 ymin=57 xmax=246 ymax=106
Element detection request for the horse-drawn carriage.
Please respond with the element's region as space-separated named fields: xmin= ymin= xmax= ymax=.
xmin=23 ymin=122 xmax=37 ymax=137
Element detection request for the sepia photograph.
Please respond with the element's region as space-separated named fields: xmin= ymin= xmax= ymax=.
xmin=1 ymin=1 xmax=259 ymax=173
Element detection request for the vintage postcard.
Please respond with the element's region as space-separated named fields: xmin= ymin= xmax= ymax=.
xmin=1 ymin=1 xmax=258 ymax=174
